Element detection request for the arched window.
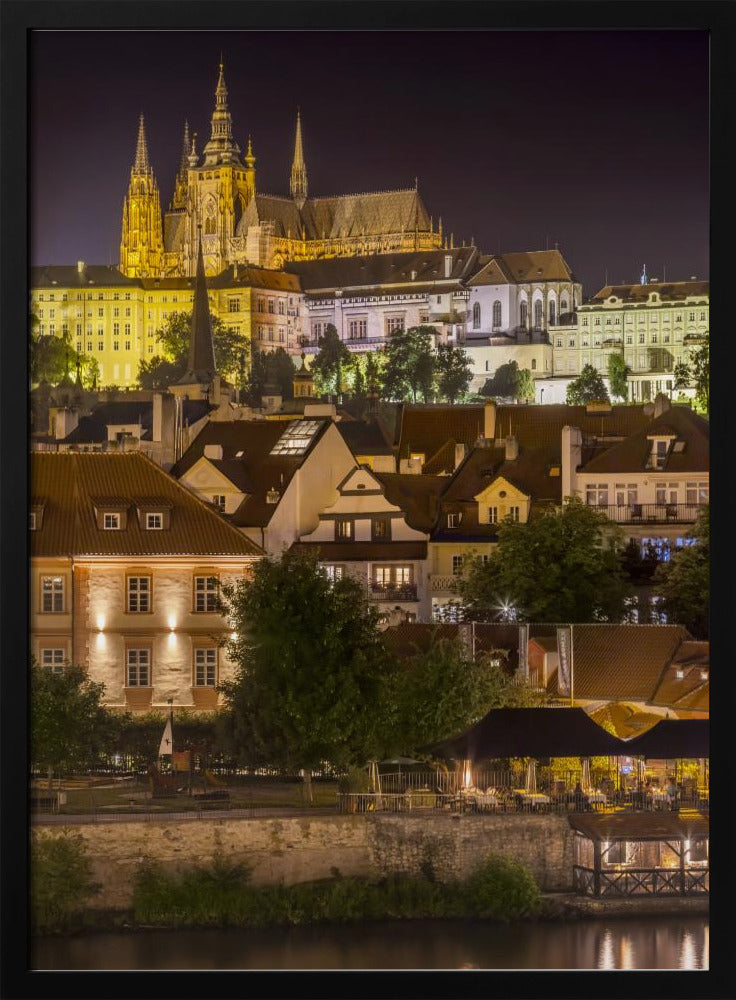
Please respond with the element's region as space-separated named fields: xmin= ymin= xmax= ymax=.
xmin=531 ymin=358 xmax=537 ymax=370
xmin=560 ymin=298 xmax=568 ymax=315
xmin=549 ymin=300 xmax=556 ymax=326
xmin=534 ymin=300 xmax=543 ymax=331
xmin=492 ymin=300 xmax=502 ymax=329
xmin=473 ymin=302 xmax=481 ymax=329
xmin=520 ymin=301 xmax=528 ymax=328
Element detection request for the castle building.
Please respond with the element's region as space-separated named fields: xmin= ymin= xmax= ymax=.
xmin=119 ymin=61 xmax=443 ymax=277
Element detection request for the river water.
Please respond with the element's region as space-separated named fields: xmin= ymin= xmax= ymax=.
xmin=33 ymin=915 xmax=708 ymax=970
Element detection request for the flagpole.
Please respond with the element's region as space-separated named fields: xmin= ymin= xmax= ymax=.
xmin=168 ymin=697 xmax=174 ymax=761
xmin=570 ymin=625 xmax=574 ymax=708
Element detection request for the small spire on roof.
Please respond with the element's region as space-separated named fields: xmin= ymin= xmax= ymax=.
xmin=133 ymin=114 xmax=151 ymax=174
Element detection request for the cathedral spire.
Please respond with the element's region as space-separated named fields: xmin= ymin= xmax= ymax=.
xmin=202 ymin=58 xmax=241 ymax=166
xmin=179 ymin=120 xmax=191 ymax=175
xmin=290 ymin=108 xmax=308 ymax=208
xmin=170 ymin=120 xmax=191 ymax=211
xmin=177 ymin=229 xmax=216 ymax=384
xmin=133 ymin=114 xmax=151 ymax=174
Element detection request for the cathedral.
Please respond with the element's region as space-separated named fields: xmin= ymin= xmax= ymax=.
xmin=119 ymin=61 xmax=443 ymax=279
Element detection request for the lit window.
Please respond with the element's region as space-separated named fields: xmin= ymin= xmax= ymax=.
xmin=323 ymin=565 xmax=345 ymax=582
xmin=194 ymin=576 xmax=219 ymax=612
xmin=41 ymin=648 xmax=65 ymax=673
xmin=371 ymin=518 xmax=391 ymax=541
xmin=585 ymin=484 xmax=609 ymax=507
xmin=41 ymin=576 xmax=64 ymax=613
xmin=103 ymin=512 xmax=121 ymax=530
xmin=336 ymin=520 xmax=354 ymax=540
xmin=145 ymin=512 xmax=163 ymax=530
xmin=29 ymin=511 xmax=37 ymax=530
xmin=447 ymin=513 xmax=460 ymax=528
xmin=212 ymin=495 xmax=226 ymax=512
xmin=452 ymin=555 xmax=463 ymax=575
xmin=127 ymin=576 xmax=151 ymax=613
xmin=194 ymin=648 xmax=217 ymax=687
xmin=270 ymin=419 xmax=322 ymax=456
xmin=126 ymin=648 xmax=151 ymax=687
xmin=487 ymin=506 xmax=498 ymax=524
xmin=508 ymin=506 xmax=520 ymax=522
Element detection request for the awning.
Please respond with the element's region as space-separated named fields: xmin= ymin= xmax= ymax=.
xmin=569 ymin=810 xmax=709 ymax=842
xmin=622 ymin=719 xmax=709 ymax=759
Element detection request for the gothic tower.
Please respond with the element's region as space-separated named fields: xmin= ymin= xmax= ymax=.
xmin=290 ymin=109 xmax=308 ymax=209
xmin=119 ymin=115 xmax=163 ymax=278
xmin=169 ymin=121 xmax=190 ymax=211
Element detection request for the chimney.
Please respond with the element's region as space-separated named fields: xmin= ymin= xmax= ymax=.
xmin=77 ymin=261 xmax=85 ymax=274
xmin=483 ymin=399 xmax=497 ymax=440
xmin=504 ymin=435 xmax=519 ymax=461
xmin=653 ymin=393 xmax=671 ymax=419
xmin=410 ymin=269 xmax=417 ymax=281
xmin=50 ymin=405 xmax=79 ymax=440
xmin=561 ymin=425 xmax=582 ymax=499
xmin=152 ymin=391 xmax=163 ymax=443
xmin=444 ymin=254 xmax=453 ymax=278
xmin=454 ymin=442 xmax=467 ymax=469
xmin=203 ymin=443 xmax=224 ymax=460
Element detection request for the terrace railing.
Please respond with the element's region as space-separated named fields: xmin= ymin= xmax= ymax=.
xmin=370 ymin=584 xmax=418 ymax=602
xmin=595 ymin=503 xmax=701 ymax=524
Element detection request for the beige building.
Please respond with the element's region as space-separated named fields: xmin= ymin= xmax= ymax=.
xmin=548 ymin=278 xmax=709 ymax=403
xmin=30 ymin=451 xmax=262 ymax=712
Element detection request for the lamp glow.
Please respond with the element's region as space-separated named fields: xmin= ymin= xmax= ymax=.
xmin=168 ymin=615 xmax=177 ymax=631
xmin=96 ymin=614 xmax=105 ymax=631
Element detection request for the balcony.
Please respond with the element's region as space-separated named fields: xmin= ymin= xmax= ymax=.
xmin=594 ymin=503 xmax=702 ymax=524
xmin=430 ymin=574 xmax=460 ymax=593
xmin=371 ymin=584 xmax=418 ymax=602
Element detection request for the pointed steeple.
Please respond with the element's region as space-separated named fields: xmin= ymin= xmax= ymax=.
xmin=177 ymin=229 xmax=216 ymax=385
xmin=179 ymin=121 xmax=191 ymax=175
xmin=202 ymin=58 xmax=240 ymax=166
xmin=133 ymin=114 xmax=151 ymax=174
xmin=290 ymin=108 xmax=308 ymax=208
xmin=170 ymin=121 xmax=191 ymax=211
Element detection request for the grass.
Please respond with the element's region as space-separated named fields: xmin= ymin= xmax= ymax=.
xmin=31 ymin=777 xmax=340 ymax=815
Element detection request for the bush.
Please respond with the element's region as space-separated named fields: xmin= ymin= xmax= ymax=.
xmin=31 ymin=831 xmax=101 ymax=933
xmin=337 ymin=766 xmax=370 ymax=794
xmin=461 ymin=854 xmax=541 ymax=922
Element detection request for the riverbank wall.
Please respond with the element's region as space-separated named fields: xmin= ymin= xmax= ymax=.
xmin=32 ymin=812 xmax=575 ymax=909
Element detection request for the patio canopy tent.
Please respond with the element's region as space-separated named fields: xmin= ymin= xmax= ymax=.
xmin=421 ymin=707 xmax=625 ymax=761
xmin=623 ymin=719 xmax=709 ymax=758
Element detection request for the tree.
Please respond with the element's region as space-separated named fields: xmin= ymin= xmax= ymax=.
xmin=392 ymin=637 xmax=545 ymax=752
xmin=513 ymin=366 xmax=535 ymax=403
xmin=29 ymin=321 xmax=87 ymax=387
xmin=380 ymin=325 xmax=436 ymax=402
xmin=481 ymin=360 xmax=518 ymax=400
xmin=30 ymin=661 xmax=123 ymax=790
xmin=435 ymin=343 xmax=473 ymax=403
xmin=565 ymin=364 xmax=610 ymax=405
xmin=219 ymin=550 xmax=400 ymax=802
xmin=653 ymin=504 xmax=709 ymax=638
xmin=309 ymin=323 xmax=353 ymax=394
xmin=689 ymin=335 xmax=709 ymax=412
xmin=620 ymin=538 xmax=659 ymax=585
xmin=352 ymin=363 xmax=366 ymax=400
xmin=673 ymin=360 xmax=691 ymax=393
xmin=457 ymin=497 xmax=629 ymax=623
xmin=607 ymin=353 xmax=631 ymax=401
xmin=137 ymin=311 xmax=248 ymax=388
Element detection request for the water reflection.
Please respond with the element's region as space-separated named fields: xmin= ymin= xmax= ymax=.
xmin=33 ymin=916 xmax=709 ymax=971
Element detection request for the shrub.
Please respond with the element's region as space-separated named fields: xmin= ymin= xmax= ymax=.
xmin=461 ymin=853 xmax=541 ymax=921
xmin=31 ymin=831 xmax=101 ymax=933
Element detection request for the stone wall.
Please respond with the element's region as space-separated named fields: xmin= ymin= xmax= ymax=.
xmin=32 ymin=812 xmax=575 ymax=910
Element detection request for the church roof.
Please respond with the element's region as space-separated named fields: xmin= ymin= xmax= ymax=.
xmin=237 ymin=195 xmax=303 ymax=238
xmin=286 ymin=247 xmax=479 ymax=294
xmin=208 ymin=265 xmax=301 ymax=291
xmin=498 ymin=249 xmax=576 ymax=282
xmin=163 ymin=211 xmax=187 ymax=253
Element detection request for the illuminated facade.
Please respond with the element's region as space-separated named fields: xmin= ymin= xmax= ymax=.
xmin=118 ymin=61 xmax=442 ymax=278
xmin=30 ymin=452 xmax=262 ymax=712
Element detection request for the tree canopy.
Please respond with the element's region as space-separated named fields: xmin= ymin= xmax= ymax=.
xmin=481 ymin=360 xmax=518 ymax=400
xmin=309 ymin=323 xmax=354 ymax=395
xmin=513 ymin=366 xmax=535 ymax=402
xmin=565 ymin=364 xmax=610 ymax=405
xmin=31 ymin=661 xmax=123 ymax=784
xmin=137 ymin=311 xmax=248 ymax=389
xmin=435 ymin=343 xmax=473 ymax=403
xmin=688 ymin=336 xmax=709 ymax=413
xmin=457 ymin=497 xmax=629 ymax=623
xmin=219 ymin=550 xmax=400 ymax=798
xmin=607 ymin=353 xmax=631 ymax=401
xmin=380 ymin=325 xmax=436 ymax=402
xmin=653 ymin=504 xmax=709 ymax=638
xmin=248 ymin=347 xmax=297 ymax=401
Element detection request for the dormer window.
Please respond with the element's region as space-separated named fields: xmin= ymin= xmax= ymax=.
xmin=675 ymin=668 xmax=685 ymax=680
xmin=266 ymin=488 xmax=280 ymax=505
xmin=700 ymin=669 xmax=709 ymax=681
xmin=447 ymin=513 xmax=461 ymax=528
xmin=145 ymin=512 xmax=163 ymax=530
xmin=103 ymin=512 xmax=121 ymax=530
xmin=336 ymin=519 xmax=354 ymax=540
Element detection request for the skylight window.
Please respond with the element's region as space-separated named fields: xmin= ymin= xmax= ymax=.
xmin=270 ymin=420 xmax=322 ymax=456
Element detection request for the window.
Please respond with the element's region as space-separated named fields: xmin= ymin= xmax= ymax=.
xmin=556 ymin=337 xmax=563 ymax=348
xmin=113 ymin=341 xmax=120 ymax=351
xmin=29 ymin=511 xmax=38 ymax=530
xmin=686 ymin=481 xmax=709 ymax=504
xmin=568 ymin=337 xmax=576 ymax=348
xmin=487 ymin=506 xmax=498 ymax=524
xmin=212 ymin=495 xmax=226 ymax=512
xmin=103 ymin=512 xmax=121 ymax=530
xmin=125 ymin=340 xmax=131 ymax=351
xmin=145 ymin=512 xmax=163 ymax=530
xmin=312 ymin=321 xmax=323 ymax=339
xmin=127 ymin=576 xmax=151 ymax=613
xmin=268 ymin=298 xmax=275 ymax=314
xmin=257 ymin=297 xmax=265 ymax=313
xmin=534 ymin=301 xmax=543 ymax=331
xmin=585 ymin=484 xmax=609 ymax=507
xmin=194 ymin=648 xmax=217 ymax=687
xmin=374 ymin=565 xmax=413 ymax=587
xmin=700 ymin=311 xmax=706 ymax=321
xmin=98 ymin=341 xmax=104 ymax=352
xmin=651 ymin=332 xmax=658 ymax=344
xmin=473 ymin=302 xmax=481 ymax=329
xmin=447 ymin=513 xmax=460 ymax=528
xmin=114 ymin=307 xmax=120 ymax=318
xmin=452 ymin=555 xmax=464 ymax=576
xmin=385 ymin=317 xmax=404 ymax=336
xmin=278 ymin=299 xmax=285 ymax=315
xmin=689 ymin=312 xmax=695 ymax=321
xmin=41 ymin=648 xmax=66 ymax=673
xmin=336 ymin=519 xmax=354 ymax=540
xmin=98 ymin=308 xmax=103 ymax=318
xmin=531 ymin=358 xmax=537 ymax=370
xmin=124 ymin=323 xmax=131 ymax=337
xmin=582 ymin=317 xmax=588 ymax=326
xmin=615 ymin=483 xmax=638 ymax=507
xmin=508 ymin=506 xmax=520 ymax=522
xmin=626 ymin=334 xmax=633 ymax=345
xmin=194 ymin=576 xmax=219 ymax=612
xmin=323 ymin=564 xmax=345 ymax=582
xmin=520 ymin=301 xmax=528 ymax=328
xmin=126 ymin=648 xmax=151 ymax=687
xmin=493 ymin=300 xmax=502 ymax=328
xmin=595 ymin=318 xmax=601 ymax=326
xmin=348 ymin=319 xmax=367 ymax=340
xmin=371 ymin=518 xmax=391 ymax=541
xmin=549 ymin=300 xmax=556 ymax=325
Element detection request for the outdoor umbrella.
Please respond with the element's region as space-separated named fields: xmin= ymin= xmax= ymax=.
xmin=581 ymin=758 xmax=592 ymax=793
xmin=525 ymin=759 xmax=537 ymax=794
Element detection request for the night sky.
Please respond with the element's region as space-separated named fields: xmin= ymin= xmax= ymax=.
xmin=30 ymin=30 xmax=709 ymax=296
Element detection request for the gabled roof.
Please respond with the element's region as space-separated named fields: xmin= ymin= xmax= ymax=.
xmin=467 ymin=255 xmax=515 ymax=286
xmin=30 ymin=265 xmax=139 ymax=289
xmin=60 ymin=399 xmax=211 ymax=445
xmin=441 ymin=444 xmax=562 ymax=509
xmin=335 ymin=418 xmax=395 ymax=457
xmin=650 ymin=641 xmax=709 ymax=712
xmin=395 ymin=404 xmax=486 ymax=461
xmin=30 ymin=452 xmax=262 ymax=557
xmin=208 ymin=265 xmax=301 ymax=292
xmin=499 ymin=249 xmax=576 ymax=283
xmin=373 ymin=473 xmax=446 ymax=532
xmin=546 ymin=625 xmax=692 ymax=702
xmin=581 ymin=405 xmax=709 ymax=475
xmin=588 ymin=280 xmax=709 ymax=304
xmin=569 ymin=811 xmax=708 ymax=842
